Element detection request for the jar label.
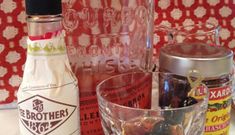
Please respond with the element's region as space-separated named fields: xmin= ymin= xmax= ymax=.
xmin=204 ymin=85 xmax=232 ymax=135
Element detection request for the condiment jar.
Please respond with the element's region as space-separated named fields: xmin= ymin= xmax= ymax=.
xmin=159 ymin=43 xmax=233 ymax=135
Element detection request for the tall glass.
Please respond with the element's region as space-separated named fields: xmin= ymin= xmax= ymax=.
xmin=97 ymin=72 xmax=209 ymax=135
xmin=62 ymin=0 xmax=154 ymax=134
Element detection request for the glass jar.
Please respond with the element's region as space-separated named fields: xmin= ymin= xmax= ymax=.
xmin=159 ymin=43 xmax=234 ymax=135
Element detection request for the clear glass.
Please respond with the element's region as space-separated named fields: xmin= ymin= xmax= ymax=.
xmin=96 ymin=72 xmax=208 ymax=135
xmin=166 ymin=23 xmax=220 ymax=46
xmin=62 ymin=0 xmax=155 ymax=134
xmin=27 ymin=15 xmax=63 ymax=36
xmin=153 ymin=23 xmax=220 ymax=72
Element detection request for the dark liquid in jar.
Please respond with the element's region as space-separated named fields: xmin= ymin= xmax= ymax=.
xmin=159 ymin=73 xmax=232 ymax=108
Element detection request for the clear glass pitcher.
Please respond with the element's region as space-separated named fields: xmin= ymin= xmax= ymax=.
xmin=157 ymin=22 xmax=220 ymax=46
xmin=153 ymin=23 xmax=221 ymax=71
xmin=62 ymin=0 xmax=154 ymax=135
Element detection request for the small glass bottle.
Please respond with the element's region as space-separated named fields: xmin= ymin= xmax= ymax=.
xmin=17 ymin=0 xmax=79 ymax=134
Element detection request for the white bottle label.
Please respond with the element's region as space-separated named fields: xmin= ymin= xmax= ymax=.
xmin=17 ymin=33 xmax=79 ymax=135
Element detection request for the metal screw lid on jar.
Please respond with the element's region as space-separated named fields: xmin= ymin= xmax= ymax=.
xmin=159 ymin=43 xmax=234 ymax=78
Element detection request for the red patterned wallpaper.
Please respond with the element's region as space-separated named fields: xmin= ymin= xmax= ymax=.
xmin=0 ymin=0 xmax=26 ymax=104
xmin=0 ymin=0 xmax=235 ymax=104
xmin=154 ymin=0 xmax=235 ymax=56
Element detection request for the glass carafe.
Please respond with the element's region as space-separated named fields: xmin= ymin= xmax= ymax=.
xmin=167 ymin=23 xmax=220 ymax=46
xmin=62 ymin=0 xmax=154 ymax=135
xmin=153 ymin=23 xmax=221 ymax=70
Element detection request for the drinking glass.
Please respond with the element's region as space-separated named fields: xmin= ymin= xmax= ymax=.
xmin=96 ymin=72 xmax=208 ymax=135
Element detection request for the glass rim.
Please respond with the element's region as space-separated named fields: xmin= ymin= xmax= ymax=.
xmin=96 ymin=71 xmax=208 ymax=112
xmin=174 ymin=22 xmax=220 ymax=36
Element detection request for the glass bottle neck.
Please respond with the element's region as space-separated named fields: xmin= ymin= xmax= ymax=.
xmin=26 ymin=15 xmax=67 ymax=56
xmin=27 ymin=15 xmax=63 ymax=37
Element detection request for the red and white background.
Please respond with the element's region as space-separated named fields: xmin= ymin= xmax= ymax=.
xmin=0 ymin=0 xmax=235 ymax=104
